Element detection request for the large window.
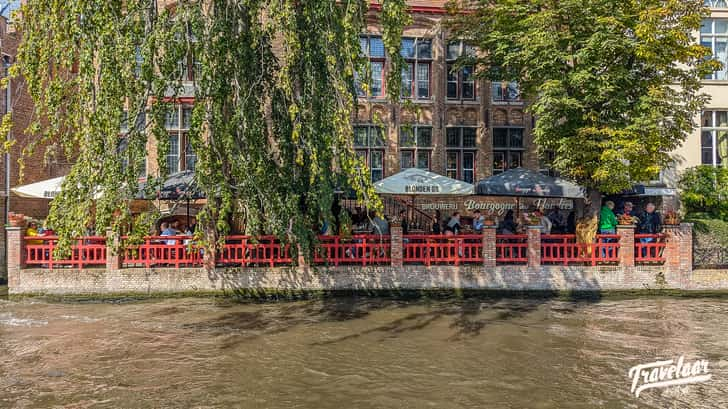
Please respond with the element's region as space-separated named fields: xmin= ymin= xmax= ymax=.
xmin=400 ymin=38 xmax=432 ymax=99
xmin=119 ymin=110 xmax=147 ymax=178
xmin=491 ymin=81 xmax=520 ymax=103
xmin=446 ymin=40 xmax=476 ymax=101
xmin=701 ymin=19 xmax=728 ymax=80
xmin=701 ymin=110 xmax=727 ymax=166
xmin=357 ymin=35 xmax=386 ymax=98
xmin=354 ymin=125 xmax=385 ymax=181
xmin=399 ymin=126 xmax=432 ymax=170
xmin=493 ymin=127 xmax=524 ymax=174
xmin=165 ymin=105 xmax=196 ymax=174
xmin=446 ymin=127 xmax=477 ymax=183
xmin=705 ymin=1 xmax=728 ymax=8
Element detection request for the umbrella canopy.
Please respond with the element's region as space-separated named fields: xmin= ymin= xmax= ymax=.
xmin=138 ymin=170 xmax=204 ymax=200
xmin=476 ymin=168 xmax=585 ymax=198
xmin=374 ymin=168 xmax=474 ymax=195
xmin=12 ymin=171 xmax=204 ymax=201
xmin=11 ymin=176 xmax=65 ymax=199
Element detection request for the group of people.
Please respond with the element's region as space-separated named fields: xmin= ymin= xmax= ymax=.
xmin=598 ymin=201 xmax=662 ymax=235
xmin=159 ymin=220 xmax=195 ymax=245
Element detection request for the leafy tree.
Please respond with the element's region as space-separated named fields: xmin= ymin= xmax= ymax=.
xmin=5 ymin=0 xmax=408 ymax=259
xmin=679 ymin=165 xmax=728 ymax=220
xmin=449 ymin=0 xmax=719 ymax=210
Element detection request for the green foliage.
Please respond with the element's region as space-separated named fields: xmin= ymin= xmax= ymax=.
xmin=450 ymin=0 xmax=719 ymax=194
xmin=686 ymin=214 xmax=728 ymax=248
xmin=10 ymin=0 xmax=408 ymax=260
xmin=679 ymin=166 xmax=728 ymax=220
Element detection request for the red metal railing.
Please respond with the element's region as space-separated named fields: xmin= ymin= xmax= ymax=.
xmin=402 ymin=234 xmax=483 ymax=265
xmin=541 ymin=234 xmax=620 ymax=266
xmin=496 ymin=234 xmax=528 ymax=264
xmin=24 ymin=236 xmax=107 ymax=269
xmin=121 ymin=236 xmax=203 ymax=268
xmin=218 ymin=235 xmax=293 ymax=267
xmin=314 ymin=235 xmax=391 ymax=266
xmin=635 ymin=234 xmax=666 ymax=264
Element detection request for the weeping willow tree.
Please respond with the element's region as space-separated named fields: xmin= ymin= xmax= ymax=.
xmin=6 ymin=0 xmax=408 ymax=259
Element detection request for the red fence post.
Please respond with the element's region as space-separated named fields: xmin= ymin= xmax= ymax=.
xmin=390 ymin=224 xmax=403 ymax=268
xmin=483 ymin=226 xmax=496 ymax=268
xmin=527 ymin=226 xmax=542 ymax=268
xmin=106 ymin=228 xmax=121 ymax=271
xmin=617 ymin=225 xmax=635 ymax=267
xmin=7 ymin=227 xmax=25 ymax=289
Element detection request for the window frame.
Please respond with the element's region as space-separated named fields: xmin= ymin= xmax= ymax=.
xmin=354 ymin=124 xmax=386 ymax=181
xmin=399 ymin=125 xmax=433 ymax=170
xmin=701 ymin=19 xmax=728 ymax=80
xmin=446 ymin=40 xmax=476 ymax=101
xmin=701 ymin=110 xmax=727 ymax=166
xmin=445 ymin=126 xmax=478 ymax=183
xmin=357 ymin=35 xmax=387 ymax=98
xmin=401 ymin=38 xmax=432 ymax=100
xmin=492 ymin=127 xmax=525 ymax=174
xmin=165 ymin=105 xmax=197 ymax=174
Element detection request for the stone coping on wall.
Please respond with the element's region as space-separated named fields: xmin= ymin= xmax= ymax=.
xmin=8 ymin=264 xmax=697 ymax=295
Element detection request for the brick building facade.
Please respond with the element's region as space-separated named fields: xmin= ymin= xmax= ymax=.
xmin=0 ymin=16 xmax=72 ymax=278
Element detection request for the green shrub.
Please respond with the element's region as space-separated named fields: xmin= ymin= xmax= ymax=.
xmin=678 ymin=166 xmax=728 ymax=221
xmin=685 ymin=214 xmax=728 ymax=248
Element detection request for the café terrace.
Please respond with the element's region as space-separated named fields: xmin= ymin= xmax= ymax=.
xmin=9 ymin=168 xmax=680 ymax=273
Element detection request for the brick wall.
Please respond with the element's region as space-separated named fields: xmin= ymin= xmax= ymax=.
xmin=7 ymin=223 xmax=705 ymax=295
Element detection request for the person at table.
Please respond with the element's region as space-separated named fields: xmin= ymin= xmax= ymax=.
xmin=445 ymin=212 xmax=462 ymax=235
xmin=432 ymin=210 xmax=442 ymax=234
xmin=547 ymin=209 xmax=565 ymax=234
xmin=534 ymin=209 xmax=552 ymax=234
xmin=160 ymin=222 xmax=178 ymax=245
xmin=598 ymin=201 xmax=618 ymax=257
xmin=618 ymin=201 xmax=636 ymax=217
xmin=637 ymin=202 xmax=662 ymax=257
xmin=26 ymin=222 xmax=43 ymax=245
xmin=472 ymin=210 xmax=485 ymax=233
xmin=370 ymin=212 xmax=389 ymax=235
xmin=399 ymin=210 xmax=409 ymax=235
xmin=498 ymin=210 xmax=518 ymax=235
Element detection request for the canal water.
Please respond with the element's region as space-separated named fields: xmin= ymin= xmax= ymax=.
xmin=1 ymin=293 xmax=727 ymax=408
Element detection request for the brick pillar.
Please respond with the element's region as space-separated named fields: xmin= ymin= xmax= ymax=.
xmin=483 ymin=226 xmax=496 ymax=268
xmin=6 ymin=227 xmax=25 ymax=290
xmin=527 ymin=225 xmax=541 ymax=268
xmin=390 ymin=224 xmax=403 ymax=268
xmin=617 ymin=225 xmax=635 ymax=267
xmin=105 ymin=228 xmax=122 ymax=271
xmin=663 ymin=225 xmax=681 ymax=269
xmin=679 ymin=223 xmax=693 ymax=273
xmin=664 ymin=223 xmax=693 ymax=273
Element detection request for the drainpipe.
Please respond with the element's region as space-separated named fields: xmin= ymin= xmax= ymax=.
xmin=4 ymin=57 xmax=10 ymax=225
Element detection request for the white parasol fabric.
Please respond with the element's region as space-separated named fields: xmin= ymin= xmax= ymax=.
xmin=374 ymin=168 xmax=474 ymax=195
xmin=11 ymin=176 xmax=65 ymax=199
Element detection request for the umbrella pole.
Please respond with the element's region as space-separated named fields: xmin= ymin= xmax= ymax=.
xmin=186 ymin=198 xmax=190 ymax=228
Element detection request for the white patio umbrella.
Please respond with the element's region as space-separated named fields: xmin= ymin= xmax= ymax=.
xmin=11 ymin=176 xmax=65 ymax=199
xmin=374 ymin=168 xmax=474 ymax=196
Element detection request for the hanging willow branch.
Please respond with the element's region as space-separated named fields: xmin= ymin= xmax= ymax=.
xmin=8 ymin=0 xmax=408 ymax=260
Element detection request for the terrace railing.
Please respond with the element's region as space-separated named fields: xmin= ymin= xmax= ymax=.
xmin=402 ymin=234 xmax=483 ymax=266
xmin=634 ymin=234 xmax=667 ymax=264
xmin=18 ymin=225 xmax=686 ymax=271
xmin=24 ymin=236 xmax=107 ymax=269
xmin=541 ymin=234 xmax=620 ymax=266
xmin=496 ymin=234 xmax=528 ymax=264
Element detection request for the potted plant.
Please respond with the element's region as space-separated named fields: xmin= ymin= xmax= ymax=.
xmin=8 ymin=212 xmax=26 ymax=227
xmin=663 ymin=210 xmax=680 ymax=226
xmin=617 ymin=213 xmax=637 ymax=226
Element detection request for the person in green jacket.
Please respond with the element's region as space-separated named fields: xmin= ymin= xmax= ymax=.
xmin=599 ymin=201 xmax=618 ymax=258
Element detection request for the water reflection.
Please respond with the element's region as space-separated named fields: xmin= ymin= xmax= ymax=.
xmin=1 ymin=294 xmax=727 ymax=408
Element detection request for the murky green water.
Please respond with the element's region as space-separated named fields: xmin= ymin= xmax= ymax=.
xmin=1 ymin=293 xmax=727 ymax=408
